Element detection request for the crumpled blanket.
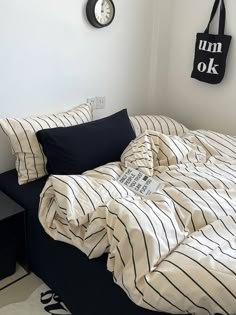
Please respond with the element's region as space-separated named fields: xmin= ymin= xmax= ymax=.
xmin=39 ymin=129 xmax=236 ymax=315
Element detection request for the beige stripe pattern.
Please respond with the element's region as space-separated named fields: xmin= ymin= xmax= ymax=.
xmin=129 ymin=115 xmax=188 ymax=137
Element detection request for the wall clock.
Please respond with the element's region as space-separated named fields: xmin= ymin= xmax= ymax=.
xmin=86 ymin=0 xmax=115 ymax=28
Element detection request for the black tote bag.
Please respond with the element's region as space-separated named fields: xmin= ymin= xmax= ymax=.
xmin=191 ymin=0 xmax=231 ymax=84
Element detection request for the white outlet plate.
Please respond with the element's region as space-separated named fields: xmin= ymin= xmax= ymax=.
xmin=96 ymin=96 xmax=106 ymax=109
xmin=86 ymin=97 xmax=96 ymax=109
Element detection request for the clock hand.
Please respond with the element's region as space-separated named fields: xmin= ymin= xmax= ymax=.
xmin=101 ymin=0 xmax=105 ymax=13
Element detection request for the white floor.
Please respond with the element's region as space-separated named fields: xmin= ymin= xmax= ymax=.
xmin=0 ymin=264 xmax=43 ymax=307
xmin=0 ymin=264 xmax=71 ymax=315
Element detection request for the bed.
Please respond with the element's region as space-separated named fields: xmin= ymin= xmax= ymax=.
xmin=37 ymin=129 xmax=236 ymax=315
xmin=1 ymin=105 xmax=236 ymax=315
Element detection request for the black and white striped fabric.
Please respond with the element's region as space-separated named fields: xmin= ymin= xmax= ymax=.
xmin=39 ymin=129 xmax=236 ymax=315
xmin=0 ymin=104 xmax=93 ymax=185
xmin=129 ymin=115 xmax=188 ymax=137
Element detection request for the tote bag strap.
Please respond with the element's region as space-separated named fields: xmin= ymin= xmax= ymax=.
xmin=204 ymin=0 xmax=226 ymax=35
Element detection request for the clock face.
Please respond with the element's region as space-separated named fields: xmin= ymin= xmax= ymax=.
xmin=94 ymin=0 xmax=114 ymax=25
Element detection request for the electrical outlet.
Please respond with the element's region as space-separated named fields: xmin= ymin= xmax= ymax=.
xmin=96 ymin=96 xmax=106 ymax=109
xmin=86 ymin=97 xmax=96 ymax=109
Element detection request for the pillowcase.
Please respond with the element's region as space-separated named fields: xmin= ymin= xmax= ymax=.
xmin=0 ymin=104 xmax=93 ymax=185
xmin=129 ymin=115 xmax=188 ymax=137
xmin=36 ymin=109 xmax=135 ymax=175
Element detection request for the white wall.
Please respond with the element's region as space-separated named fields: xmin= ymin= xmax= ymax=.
xmin=148 ymin=0 xmax=172 ymax=112
xmin=157 ymin=0 xmax=236 ymax=135
xmin=0 ymin=0 xmax=157 ymax=172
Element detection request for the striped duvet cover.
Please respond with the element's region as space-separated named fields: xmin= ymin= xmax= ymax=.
xmin=39 ymin=129 xmax=236 ymax=315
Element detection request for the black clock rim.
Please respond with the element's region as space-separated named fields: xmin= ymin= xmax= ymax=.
xmin=86 ymin=0 xmax=115 ymax=28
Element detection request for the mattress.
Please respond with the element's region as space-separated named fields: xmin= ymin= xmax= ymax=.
xmin=0 ymin=170 xmax=162 ymax=315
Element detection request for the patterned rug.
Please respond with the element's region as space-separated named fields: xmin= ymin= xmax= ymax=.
xmin=0 ymin=283 xmax=71 ymax=315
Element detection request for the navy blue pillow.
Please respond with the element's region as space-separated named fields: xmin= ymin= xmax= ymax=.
xmin=36 ymin=109 xmax=135 ymax=175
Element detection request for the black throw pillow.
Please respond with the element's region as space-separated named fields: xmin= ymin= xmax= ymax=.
xmin=36 ymin=109 xmax=135 ymax=175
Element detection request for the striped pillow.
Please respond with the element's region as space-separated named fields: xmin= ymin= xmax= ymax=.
xmin=0 ymin=104 xmax=93 ymax=185
xmin=129 ymin=115 xmax=188 ymax=137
